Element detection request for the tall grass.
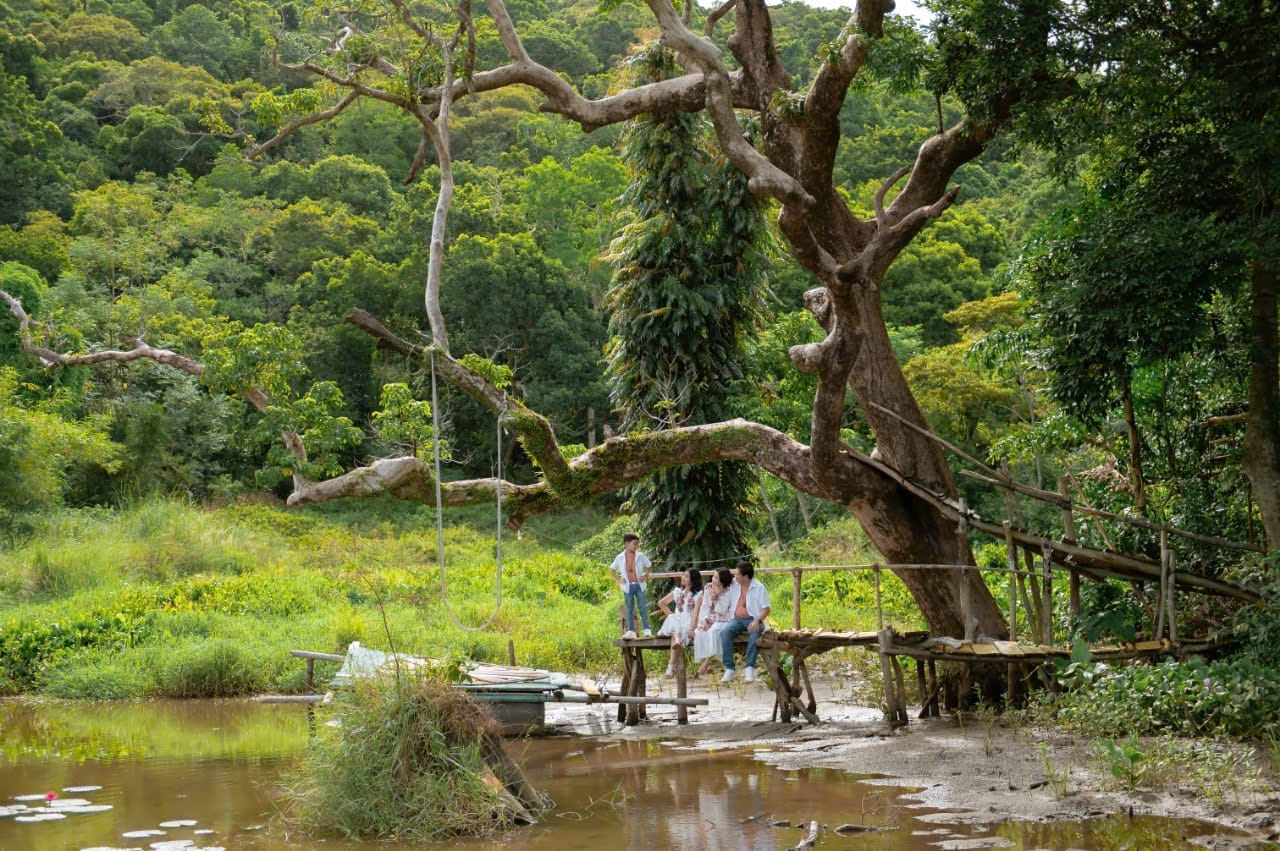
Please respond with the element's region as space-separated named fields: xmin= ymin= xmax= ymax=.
xmin=279 ymin=673 xmax=520 ymax=841
xmin=0 ymin=497 xmax=890 ymax=699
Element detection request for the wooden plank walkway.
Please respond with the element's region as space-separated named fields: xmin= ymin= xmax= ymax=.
xmin=616 ymin=628 xmax=931 ymax=726
xmin=617 ymin=628 xmax=1240 ymax=728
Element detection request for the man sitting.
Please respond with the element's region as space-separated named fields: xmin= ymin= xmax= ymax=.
xmin=719 ymin=562 xmax=770 ymax=683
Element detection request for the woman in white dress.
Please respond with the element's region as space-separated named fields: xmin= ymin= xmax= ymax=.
xmin=692 ymin=568 xmax=735 ymax=676
xmin=657 ymin=567 xmax=703 ymax=678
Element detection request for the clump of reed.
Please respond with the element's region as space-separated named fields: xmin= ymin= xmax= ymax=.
xmin=278 ymin=671 xmax=532 ymax=841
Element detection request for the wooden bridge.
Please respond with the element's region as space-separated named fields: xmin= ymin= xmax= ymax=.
xmin=616 ymin=419 xmax=1264 ymax=728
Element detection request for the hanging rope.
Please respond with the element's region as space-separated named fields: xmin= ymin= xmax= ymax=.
xmin=431 ymin=349 xmax=503 ymax=632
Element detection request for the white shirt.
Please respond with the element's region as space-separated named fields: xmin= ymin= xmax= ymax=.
xmin=610 ymin=549 xmax=652 ymax=589
xmin=733 ymin=578 xmax=770 ymax=620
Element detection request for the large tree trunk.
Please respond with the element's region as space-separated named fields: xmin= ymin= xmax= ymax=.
xmin=1244 ymin=257 xmax=1280 ymax=549
xmin=805 ymin=285 xmax=1009 ymax=640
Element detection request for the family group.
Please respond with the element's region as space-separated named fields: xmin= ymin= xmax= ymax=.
xmin=610 ymin=533 xmax=771 ymax=683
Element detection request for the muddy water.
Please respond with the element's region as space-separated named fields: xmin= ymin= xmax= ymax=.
xmin=0 ymin=700 xmax=1245 ymax=850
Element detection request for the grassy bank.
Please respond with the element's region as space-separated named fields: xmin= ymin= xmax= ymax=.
xmin=0 ymin=497 xmax=918 ymax=699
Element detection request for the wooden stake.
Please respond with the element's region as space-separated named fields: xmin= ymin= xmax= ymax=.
xmin=1167 ymin=548 xmax=1177 ymax=644
xmin=507 ymin=638 xmax=516 ymax=666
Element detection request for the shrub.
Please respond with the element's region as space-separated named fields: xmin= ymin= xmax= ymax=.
xmin=151 ymin=638 xmax=267 ymax=697
xmin=1057 ymin=656 xmax=1280 ymax=740
xmin=279 ymin=673 xmax=523 ymax=841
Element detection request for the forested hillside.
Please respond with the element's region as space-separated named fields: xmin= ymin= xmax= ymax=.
xmin=1 ymin=0 xmax=1274 ymax=621
xmin=1 ymin=0 xmax=1064 ymax=536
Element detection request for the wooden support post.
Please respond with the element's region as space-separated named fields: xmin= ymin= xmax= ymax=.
xmin=915 ymin=658 xmax=928 ymax=710
xmin=761 ymin=646 xmax=791 ymax=723
xmin=892 ymin=656 xmax=909 ymax=725
xmin=1003 ymin=521 xmax=1018 ymax=642
xmin=798 ymin=656 xmax=818 ymax=715
xmin=1040 ymin=542 xmax=1054 ymax=645
xmin=1167 ymin=548 xmax=1177 ymax=645
xmin=1006 ymin=662 xmax=1016 ymax=708
xmin=877 ymin=628 xmax=905 ymax=727
xmin=305 ymin=657 xmax=315 ymax=693
xmin=507 ymin=638 xmax=516 ymax=666
xmin=792 ymin=568 xmax=802 ymax=630
xmin=927 ymin=659 xmax=939 ymax=717
xmin=676 ymin=647 xmax=688 ymax=725
xmin=617 ymin=647 xmax=632 ymax=724
xmin=957 ymin=499 xmax=975 ymax=642
xmin=1156 ymin=529 xmax=1168 ymax=640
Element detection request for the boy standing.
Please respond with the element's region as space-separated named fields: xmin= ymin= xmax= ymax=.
xmin=611 ymin=532 xmax=653 ymax=639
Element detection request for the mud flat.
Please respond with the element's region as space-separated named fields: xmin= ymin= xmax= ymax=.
xmin=546 ymin=670 xmax=1280 ymax=847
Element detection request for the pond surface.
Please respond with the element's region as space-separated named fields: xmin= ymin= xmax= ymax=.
xmin=0 ymin=699 xmax=1246 ymax=850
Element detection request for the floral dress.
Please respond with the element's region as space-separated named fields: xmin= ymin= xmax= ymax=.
xmin=657 ymin=587 xmax=701 ymax=642
xmin=692 ymin=587 xmax=734 ymax=661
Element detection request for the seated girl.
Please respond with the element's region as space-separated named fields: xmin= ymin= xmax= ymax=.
xmin=692 ymin=568 xmax=734 ymax=676
xmin=656 ymin=567 xmax=703 ymax=678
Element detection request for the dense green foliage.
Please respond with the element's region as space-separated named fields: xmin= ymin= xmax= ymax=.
xmin=0 ymin=0 xmax=1029 ymax=554
xmin=605 ymin=47 xmax=766 ymax=568
xmin=0 ymin=0 xmax=1276 ymax=751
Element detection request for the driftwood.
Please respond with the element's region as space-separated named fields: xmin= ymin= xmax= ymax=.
xmin=792 ymin=820 xmax=820 ymax=849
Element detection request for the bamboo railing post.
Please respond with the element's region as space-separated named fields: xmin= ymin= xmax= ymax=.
xmin=874 ymin=564 xmax=884 ymax=632
xmin=1058 ymin=475 xmax=1080 ymax=623
xmin=957 ymin=499 xmax=975 ymax=642
xmin=1156 ymin=529 xmax=1168 ymax=640
xmin=1002 ymin=521 xmax=1018 ymax=641
xmin=792 ymin=568 xmax=802 ymax=630
xmin=1021 ymin=546 xmax=1043 ymax=639
xmin=1040 ymin=542 xmax=1054 ymax=645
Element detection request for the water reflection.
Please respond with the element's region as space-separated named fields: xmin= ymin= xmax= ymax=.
xmin=0 ymin=699 xmax=1251 ymax=851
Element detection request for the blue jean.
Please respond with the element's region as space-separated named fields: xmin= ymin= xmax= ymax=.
xmin=721 ymin=617 xmax=761 ymax=670
xmin=623 ymin=584 xmax=650 ymax=633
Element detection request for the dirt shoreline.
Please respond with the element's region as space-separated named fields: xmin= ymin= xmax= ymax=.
xmin=545 ymin=671 xmax=1280 ymax=847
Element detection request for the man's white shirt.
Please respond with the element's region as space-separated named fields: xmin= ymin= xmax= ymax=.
xmin=610 ymin=549 xmax=652 ymax=590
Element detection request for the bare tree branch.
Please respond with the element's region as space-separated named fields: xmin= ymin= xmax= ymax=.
xmin=1 ymin=287 xmax=309 ymax=478
xmin=247 ymin=89 xmax=360 ymax=158
xmin=705 ymin=0 xmax=734 ymax=37
xmin=643 ymin=0 xmax=814 ymax=207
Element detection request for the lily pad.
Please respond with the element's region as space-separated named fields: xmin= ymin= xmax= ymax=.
xmin=64 ymin=785 xmax=104 ymax=793
xmin=49 ymin=798 xmax=95 ymax=808
xmin=63 ymin=805 xmax=115 ymax=814
xmin=13 ymin=794 xmax=51 ymax=802
xmin=16 ymin=812 xmax=67 ymax=822
xmin=158 ymin=820 xmax=198 ymax=828
xmin=122 ymin=830 xmax=166 ymax=838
